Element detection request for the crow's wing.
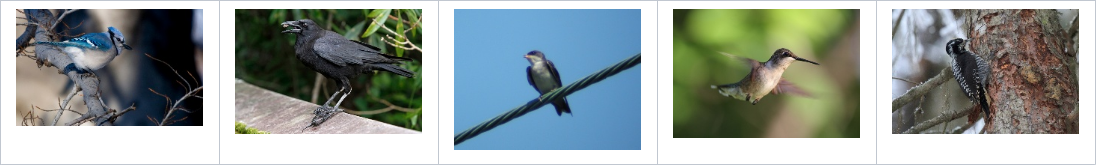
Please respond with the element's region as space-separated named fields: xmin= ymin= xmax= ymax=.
xmin=312 ymin=31 xmax=397 ymax=66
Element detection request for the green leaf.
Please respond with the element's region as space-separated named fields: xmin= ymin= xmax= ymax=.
xmin=343 ymin=21 xmax=366 ymax=40
xmin=362 ymin=9 xmax=391 ymax=38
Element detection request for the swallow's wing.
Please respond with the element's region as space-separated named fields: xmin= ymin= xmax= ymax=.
xmin=718 ymin=52 xmax=762 ymax=69
xmin=771 ymin=78 xmax=812 ymax=97
xmin=546 ymin=60 xmax=564 ymax=87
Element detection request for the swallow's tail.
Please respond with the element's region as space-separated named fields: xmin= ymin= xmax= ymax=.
xmin=553 ymin=98 xmax=572 ymax=116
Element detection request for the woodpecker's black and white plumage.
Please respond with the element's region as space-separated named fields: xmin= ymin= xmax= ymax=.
xmin=525 ymin=50 xmax=572 ymax=116
xmin=710 ymin=48 xmax=818 ymax=105
xmin=945 ymin=38 xmax=991 ymax=117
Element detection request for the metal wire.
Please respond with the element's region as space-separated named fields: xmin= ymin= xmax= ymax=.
xmin=454 ymin=53 xmax=641 ymax=145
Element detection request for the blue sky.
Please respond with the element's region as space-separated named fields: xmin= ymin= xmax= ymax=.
xmin=454 ymin=9 xmax=642 ymax=150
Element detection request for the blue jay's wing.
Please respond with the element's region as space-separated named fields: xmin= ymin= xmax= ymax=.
xmin=312 ymin=31 xmax=400 ymax=67
xmin=771 ymin=78 xmax=812 ymax=97
xmin=718 ymin=51 xmax=762 ymax=69
xmin=36 ymin=33 xmax=112 ymax=51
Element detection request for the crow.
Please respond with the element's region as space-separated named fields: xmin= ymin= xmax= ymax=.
xmin=281 ymin=19 xmax=415 ymax=129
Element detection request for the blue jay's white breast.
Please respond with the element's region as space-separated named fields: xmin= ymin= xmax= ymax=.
xmin=530 ymin=62 xmax=558 ymax=94
xmin=65 ymin=46 xmax=115 ymax=71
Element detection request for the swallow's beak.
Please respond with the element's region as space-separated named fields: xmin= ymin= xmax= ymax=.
xmin=795 ymin=57 xmax=820 ymax=65
xmin=524 ymin=54 xmax=532 ymax=59
xmin=281 ymin=21 xmax=302 ymax=33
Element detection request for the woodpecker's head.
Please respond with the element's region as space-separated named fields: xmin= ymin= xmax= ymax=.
xmin=946 ymin=38 xmax=967 ymax=58
xmin=769 ymin=48 xmax=819 ymax=67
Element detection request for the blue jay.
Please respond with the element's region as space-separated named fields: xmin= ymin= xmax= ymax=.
xmin=35 ymin=26 xmax=132 ymax=72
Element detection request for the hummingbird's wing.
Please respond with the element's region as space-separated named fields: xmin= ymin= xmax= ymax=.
xmin=718 ymin=52 xmax=762 ymax=69
xmin=771 ymin=78 xmax=812 ymax=97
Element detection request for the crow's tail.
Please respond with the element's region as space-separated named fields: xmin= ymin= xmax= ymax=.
xmin=376 ymin=64 xmax=415 ymax=78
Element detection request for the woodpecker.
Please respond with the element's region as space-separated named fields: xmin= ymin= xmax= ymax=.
xmin=945 ymin=38 xmax=991 ymax=117
xmin=710 ymin=48 xmax=818 ymax=105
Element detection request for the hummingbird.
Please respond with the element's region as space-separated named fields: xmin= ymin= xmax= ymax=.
xmin=525 ymin=50 xmax=572 ymax=116
xmin=710 ymin=48 xmax=819 ymax=105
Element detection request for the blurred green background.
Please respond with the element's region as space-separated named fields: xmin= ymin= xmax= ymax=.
xmin=235 ymin=9 xmax=422 ymax=131
xmin=673 ymin=9 xmax=860 ymax=138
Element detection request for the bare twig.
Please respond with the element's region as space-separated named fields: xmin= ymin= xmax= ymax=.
xmin=344 ymin=99 xmax=417 ymax=115
xmin=53 ymin=85 xmax=82 ymax=125
xmin=311 ymin=75 xmax=324 ymax=103
xmin=48 ymin=9 xmax=79 ymax=31
xmin=893 ymin=67 xmax=952 ymax=112
xmin=902 ymin=103 xmax=975 ymax=134
xmin=379 ymin=23 xmax=421 ymax=52
xmin=159 ymin=87 xmax=203 ymax=126
xmin=892 ymin=77 xmax=916 ymax=85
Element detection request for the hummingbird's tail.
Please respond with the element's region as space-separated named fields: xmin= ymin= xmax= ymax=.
xmin=710 ymin=83 xmax=742 ymax=98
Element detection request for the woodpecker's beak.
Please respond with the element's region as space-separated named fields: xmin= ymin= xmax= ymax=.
xmin=281 ymin=21 xmax=302 ymax=33
xmin=795 ymin=57 xmax=820 ymax=65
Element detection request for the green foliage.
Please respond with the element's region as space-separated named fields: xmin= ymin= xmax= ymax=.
xmin=235 ymin=122 xmax=269 ymax=134
xmin=236 ymin=9 xmax=423 ymax=131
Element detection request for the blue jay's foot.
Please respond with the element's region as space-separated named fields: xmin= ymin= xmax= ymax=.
xmin=62 ymin=64 xmax=99 ymax=78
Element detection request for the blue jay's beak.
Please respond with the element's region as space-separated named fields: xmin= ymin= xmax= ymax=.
xmin=122 ymin=43 xmax=132 ymax=50
xmin=281 ymin=21 xmax=302 ymax=33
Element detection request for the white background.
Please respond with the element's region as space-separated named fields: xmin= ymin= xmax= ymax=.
xmin=657 ymin=1 xmax=877 ymax=164
xmin=1 ymin=1 xmax=1093 ymax=164
xmin=876 ymin=1 xmax=1095 ymax=164
xmin=218 ymin=1 xmax=440 ymax=164
xmin=1 ymin=1 xmax=221 ymax=164
xmin=437 ymin=1 xmax=659 ymax=164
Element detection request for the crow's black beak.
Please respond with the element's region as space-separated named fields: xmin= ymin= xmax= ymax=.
xmin=281 ymin=21 xmax=302 ymax=33
xmin=796 ymin=57 xmax=820 ymax=65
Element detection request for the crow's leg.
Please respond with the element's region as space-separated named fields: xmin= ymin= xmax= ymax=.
xmin=320 ymin=86 xmax=344 ymax=108
xmin=330 ymin=79 xmax=353 ymax=113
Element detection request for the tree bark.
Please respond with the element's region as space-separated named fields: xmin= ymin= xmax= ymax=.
xmin=962 ymin=9 xmax=1079 ymax=134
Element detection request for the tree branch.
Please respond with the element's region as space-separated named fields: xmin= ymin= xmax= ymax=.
xmin=892 ymin=67 xmax=952 ymax=112
xmin=902 ymin=103 xmax=975 ymax=134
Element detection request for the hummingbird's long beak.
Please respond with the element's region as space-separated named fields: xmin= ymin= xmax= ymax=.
xmin=795 ymin=57 xmax=820 ymax=65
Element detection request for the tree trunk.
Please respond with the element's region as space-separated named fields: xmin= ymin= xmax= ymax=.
xmin=962 ymin=9 xmax=1079 ymax=134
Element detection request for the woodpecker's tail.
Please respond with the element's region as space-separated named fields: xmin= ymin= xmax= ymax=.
xmin=978 ymin=89 xmax=990 ymax=119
